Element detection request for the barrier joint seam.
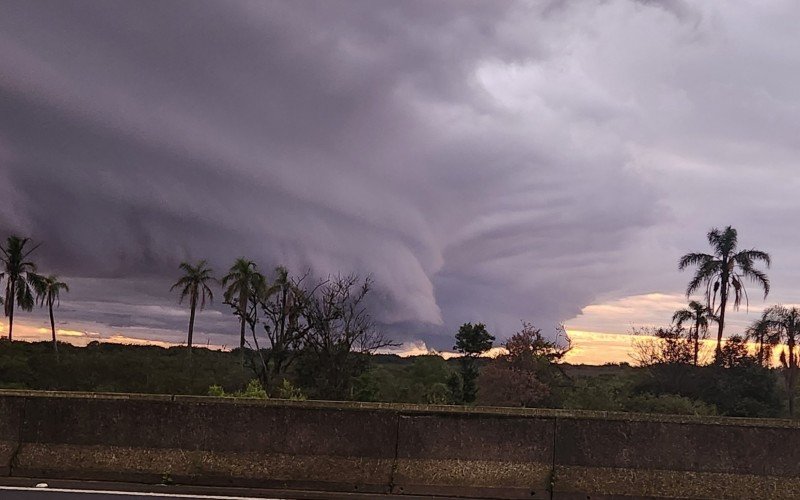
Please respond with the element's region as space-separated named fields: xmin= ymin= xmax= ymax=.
xmin=388 ymin=412 xmax=402 ymax=495
xmin=549 ymin=416 xmax=558 ymax=500
xmin=8 ymin=397 xmax=27 ymax=477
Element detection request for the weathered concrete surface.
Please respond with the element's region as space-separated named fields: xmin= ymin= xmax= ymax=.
xmin=10 ymin=391 xmax=397 ymax=494
xmin=3 ymin=390 xmax=800 ymax=499
xmin=394 ymin=413 xmax=553 ymax=498
xmin=553 ymin=412 xmax=800 ymax=499
xmin=0 ymin=395 xmax=24 ymax=476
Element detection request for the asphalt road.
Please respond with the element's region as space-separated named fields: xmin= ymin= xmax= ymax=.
xmin=0 ymin=482 xmax=453 ymax=500
xmin=0 ymin=486 xmax=285 ymax=499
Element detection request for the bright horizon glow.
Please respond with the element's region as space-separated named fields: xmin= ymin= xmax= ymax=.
xmin=3 ymin=316 xmax=786 ymax=367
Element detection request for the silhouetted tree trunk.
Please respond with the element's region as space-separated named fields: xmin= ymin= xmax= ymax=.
xmin=789 ymin=339 xmax=796 ymax=417
xmin=239 ymin=315 xmax=246 ymax=365
xmin=48 ymin=296 xmax=58 ymax=356
xmin=187 ymin=291 xmax=197 ymax=355
xmin=7 ymin=281 xmax=15 ymax=341
xmin=716 ymin=273 xmax=728 ymax=359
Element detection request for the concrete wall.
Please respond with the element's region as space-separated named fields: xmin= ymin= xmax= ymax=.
xmin=1 ymin=390 xmax=799 ymax=499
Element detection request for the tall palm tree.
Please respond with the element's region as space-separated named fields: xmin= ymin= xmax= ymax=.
xmin=678 ymin=226 xmax=770 ymax=358
xmin=245 ymin=270 xmax=269 ymax=377
xmin=31 ymin=275 xmax=69 ymax=354
xmin=672 ymin=300 xmax=716 ymax=366
xmin=171 ymin=260 xmax=215 ymax=355
xmin=222 ymin=259 xmax=264 ymax=355
xmin=0 ymin=236 xmax=40 ymax=341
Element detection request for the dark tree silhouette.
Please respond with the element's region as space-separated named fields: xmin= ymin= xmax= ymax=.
xmin=0 ymin=236 xmax=39 ymax=341
xmin=171 ymin=260 xmax=215 ymax=355
xmin=632 ymin=325 xmax=694 ymax=367
xmin=222 ymin=259 xmax=264 ymax=360
xmin=672 ymin=300 xmax=716 ymax=366
xmin=745 ymin=309 xmax=781 ymax=367
xmin=30 ymin=274 xmax=69 ymax=355
xmin=259 ymin=266 xmax=316 ymax=387
xmin=302 ymin=274 xmax=395 ymax=399
xmin=454 ymin=322 xmax=495 ymax=403
xmin=477 ymin=322 xmax=571 ymax=408
xmin=679 ymin=226 xmax=770 ymax=358
xmin=718 ymin=335 xmax=753 ymax=368
xmin=763 ymin=305 xmax=800 ymax=416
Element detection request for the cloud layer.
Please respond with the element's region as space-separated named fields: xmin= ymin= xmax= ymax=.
xmin=1 ymin=1 xmax=799 ymax=349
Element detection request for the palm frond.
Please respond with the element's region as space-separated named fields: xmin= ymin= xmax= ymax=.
xmin=678 ymin=252 xmax=713 ymax=270
xmin=741 ymin=267 xmax=770 ymax=298
xmin=737 ymin=249 xmax=771 ymax=268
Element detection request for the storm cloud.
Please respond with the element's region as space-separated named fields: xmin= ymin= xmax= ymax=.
xmin=1 ymin=1 xmax=799 ymax=349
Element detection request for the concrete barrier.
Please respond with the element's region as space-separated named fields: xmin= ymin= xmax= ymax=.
xmin=393 ymin=412 xmax=554 ymax=499
xmin=553 ymin=412 xmax=800 ymax=499
xmin=2 ymin=390 xmax=800 ymax=499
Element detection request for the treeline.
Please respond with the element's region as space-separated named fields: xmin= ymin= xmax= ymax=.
xmin=638 ymin=225 xmax=800 ymax=416
xmin=0 ymin=232 xmax=397 ymax=400
xmin=0 ymin=225 xmax=796 ymax=418
xmin=0 ymin=333 xmax=786 ymax=418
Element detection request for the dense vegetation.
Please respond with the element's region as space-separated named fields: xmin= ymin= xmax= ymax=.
xmin=0 ymin=225 xmax=796 ymax=419
xmin=0 ymin=336 xmax=787 ymax=418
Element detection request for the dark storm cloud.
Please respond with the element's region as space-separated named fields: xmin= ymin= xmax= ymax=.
xmin=11 ymin=0 xmax=792 ymax=348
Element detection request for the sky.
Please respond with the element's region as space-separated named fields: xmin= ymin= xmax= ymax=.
xmin=2 ymin=0 xmax=800 ymax=364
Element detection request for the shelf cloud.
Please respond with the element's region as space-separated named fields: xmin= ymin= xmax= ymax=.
xmin=2 ymin=1 xmax=799 ymax=349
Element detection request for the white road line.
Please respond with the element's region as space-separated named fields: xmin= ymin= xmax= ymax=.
xmin=0 ymin=486 xmax=285 ymax=499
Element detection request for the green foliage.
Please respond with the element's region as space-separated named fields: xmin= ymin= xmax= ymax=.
xmin=207 ymin=384 xmax=225 ymax=397
xmin=0 ymin=341 xmax=251 ymax=394
xmin=476 ymin=323 xmax=571 ymax=408
xmin=353 ymin=355 xmax=459 ymax=404
xmin=0 ymin=340 xmax=787 ymax=419
xmin=454 ymin=323 xmax=494 ymax=356
xmin=635 ymin=362 xmax=781 ymax=417
xmin=454 ymin=323 xmax=494 ymax=403
xmin=239 ymin=379 xmax=268 ymax=398
xmin=563 ymin=371 xmax=715 ymax=416
xmin=206 ymin=379 xmax=267 ymax=399
xmin=274 ymin=378 xmax=307 ymax=401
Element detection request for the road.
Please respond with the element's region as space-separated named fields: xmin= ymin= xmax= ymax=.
xmin=0 ymin=486 xmax=285 ymax=499
xmin=0 ymin=483 xmax=449 ymax=500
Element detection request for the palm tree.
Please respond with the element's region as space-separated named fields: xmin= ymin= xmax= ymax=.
xmin=222 ymin=259 xmax=264 ymax=357
xmin=678 ymin=226 xmax=770 ymax=358
xmin=745 ymin=309 xmax=781 ymax=367
xmin=245 ymin=270 xmax=269 ymax=377
xmin=171 ymin=260 xmax=215 ymax=355
xmin=672 ymin=300 xmax=716 ymax=366
xmin=0 ymin=236 xmax=40 ymax=341
xmin=260 ymin=266 xmax=314 ymax=384
xmin=763 ymin=305 xmax=800 ymax=416
xmin=31 ymin=275 xmax=69 ymax=354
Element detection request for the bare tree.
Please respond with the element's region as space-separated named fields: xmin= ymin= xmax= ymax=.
xmin=632 ymin=325 xmax=694 ymax=367
xmin=258 ymin=267 xmax=318 ymax=387
xmin=302 ymin=274 xmax=396 ymax=399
